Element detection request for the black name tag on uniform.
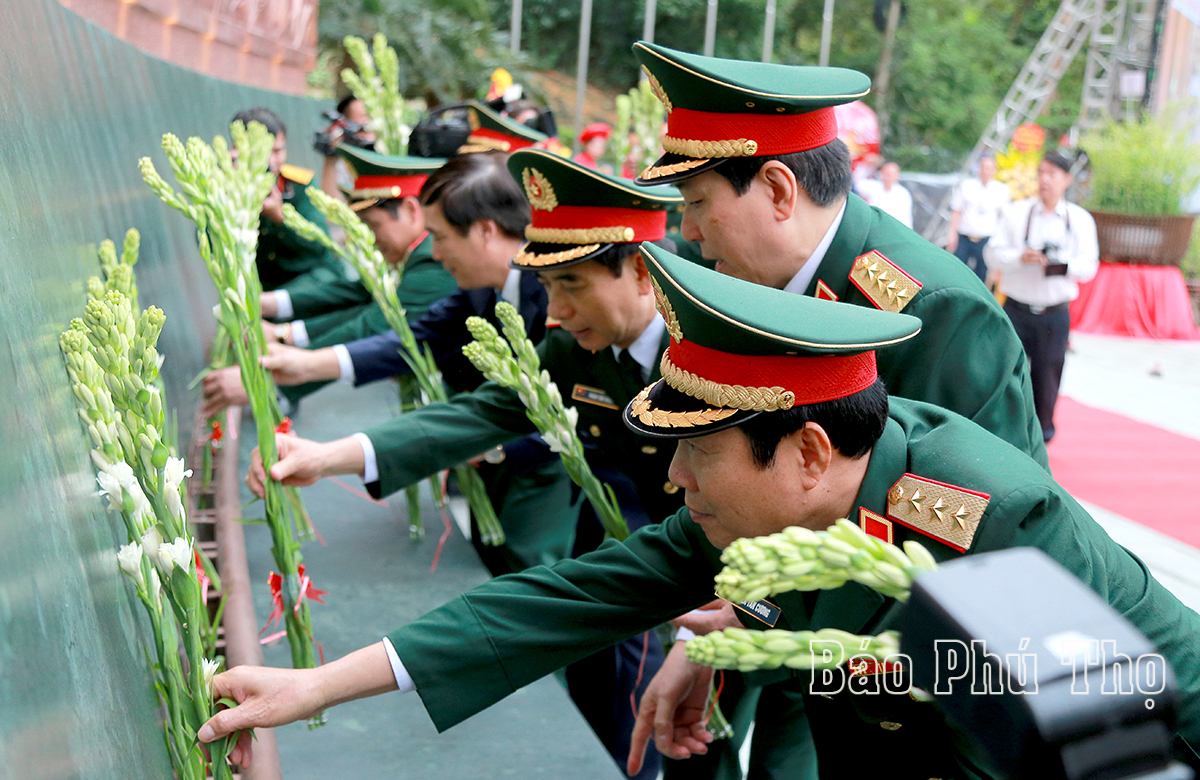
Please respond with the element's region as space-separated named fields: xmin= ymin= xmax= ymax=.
xmin=571 ymin=384 xmax=618 ymax=409
xmin=721 ymin=594 xmax=781 ymax=627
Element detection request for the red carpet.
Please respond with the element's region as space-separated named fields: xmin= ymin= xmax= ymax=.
xmin=1047 ymin=396 xmax=1200 ymax=547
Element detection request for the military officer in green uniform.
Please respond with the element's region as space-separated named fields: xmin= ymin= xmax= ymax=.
xmin=245 ymin=148 xmax=685 ymax=776
xmin=258 ymin=146 xmax=457 ymax=351
xmin=631 ymin=43 xmax=1045 ymax=468
xmin=625 ymin=44 xmax=1052 ymax=776
xmin=200 ymin=245 xmax=1200 ymax=776
xmin=200 ymin=147 xmax=457 ymax=417
xmin=231 ymin=108 xmax=346 ymax=292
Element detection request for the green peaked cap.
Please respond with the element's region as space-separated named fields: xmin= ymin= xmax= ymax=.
xmin=460 ymin=100 xmax=548 ymax=154
xmin=334 ymin=144 xmax=446 ymax=211
xmin=631 ymin=41 xmax=871 ymax=184
xmin=506 ymin=147 xmax=682 ymax=268
xmin=624 ymin=242 xmax=921 ymax=438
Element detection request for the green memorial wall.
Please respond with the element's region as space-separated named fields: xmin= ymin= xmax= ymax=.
xmin=0 ymin=2 xmax=323 ymax=775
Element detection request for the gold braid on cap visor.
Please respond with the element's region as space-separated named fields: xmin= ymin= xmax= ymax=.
xmin=630 ymin=387 xmax=739 ymax=428
xmin=513 ymin=244 xmax=602 ymax=267
xmin=640 ymin=158 xmax=709 ymax=181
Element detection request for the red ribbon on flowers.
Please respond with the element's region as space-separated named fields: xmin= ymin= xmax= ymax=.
xmin=260 ymin=564 xmax=327 ymax=639
xmin=210 ymin=419 xmax=223 ymax=450
xmin=195 ymin=550 xmax=211 ymax=605
xmin=275 ymin=417 xmax=294 ymax=435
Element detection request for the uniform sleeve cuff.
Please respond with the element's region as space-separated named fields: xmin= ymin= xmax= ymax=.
xmin=674 ymin=627 xmax=696 ymax=642
xmin=382 ymin=637 xmax=416 ymax=693
xmin=353 ymin=432 xmax=378 ymax=485
xmin=332 ymin=344 xmax=356 ymax=385
xmin=291 ymin=320 xmax=310 ymax=348
xmin=274 ymin=291 xmax=294 ymax=320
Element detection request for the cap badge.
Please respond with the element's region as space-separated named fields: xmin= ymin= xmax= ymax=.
xmin=641 ymin=66 xmax=673 ymax=114
xmin=522 ymin=168 xmax=558 ymax=212
xmin=651 ymin=276 xmax=683 ymax=341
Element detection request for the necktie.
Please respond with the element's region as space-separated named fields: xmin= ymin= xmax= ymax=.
xmin=617 ymin=348 xmax=646 ymax=396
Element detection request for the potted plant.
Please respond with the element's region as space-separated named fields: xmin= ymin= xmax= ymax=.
xmin=1081 ymin=117 xmax=1200 ymax=266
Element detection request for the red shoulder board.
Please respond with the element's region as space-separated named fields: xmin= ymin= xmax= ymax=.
xmin=815 ymin=279 xmax=839 ymax=301
xmin=886 ymin=474 xmax=989 ymax=553
xmin=848 ymin=250 xmax=921 ymax=313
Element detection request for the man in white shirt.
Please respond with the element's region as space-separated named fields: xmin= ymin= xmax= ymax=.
xmin=985 ymin=150 xmax=1099 ymax=443
xmin=859 ymin=161 xmax=913 ymax=228
xmin=946 ymin=156 xmax=1010 ymax=283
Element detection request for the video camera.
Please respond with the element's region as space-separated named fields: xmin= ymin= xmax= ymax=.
xmin=900 ymin=548 xmax=1194 ymax=779
xmin=312 ymin=109 xmax=374 ymax=157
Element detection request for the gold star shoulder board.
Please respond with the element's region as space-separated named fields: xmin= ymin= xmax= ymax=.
xmin=849 ymin=250 xmax=921 ymax=313
xmin=280 ymin=163 xmax=314 ymax=186
xmin=886 ymin=474 xmax=989 ymax=553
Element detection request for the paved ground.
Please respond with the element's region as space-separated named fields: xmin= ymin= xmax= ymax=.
xmin=1060 ymin=331 xmax=1200 ymax=612
xmin=236 ymin=379 xmax=622 ymax=780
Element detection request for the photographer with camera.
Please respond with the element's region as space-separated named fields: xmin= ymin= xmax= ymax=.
xmin=314 ymin=95 xmax=377 ymax=202
xmin=986 ymin=149 xmax=1098 ymax=444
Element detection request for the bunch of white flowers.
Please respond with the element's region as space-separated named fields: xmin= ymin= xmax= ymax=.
xmin=341 ymin=34 xmax=413 ymax=155
xmin=464 ymin=303 xmax=630 ymax=541
xmin=60 ymin=247 xmax=235 ymax=778
xmin=141 ymin=122 xmax=321 ymax=677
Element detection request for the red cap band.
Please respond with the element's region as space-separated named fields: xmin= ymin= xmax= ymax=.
xmin=531 ymin=205 xmax=667 ymax=241
xmin=666 ymin=106 xmax=838 ymax=156
xmin=668 ymin=337 xmax=877 ymax=406
xmin=469 ymin=128 xmax=538 ymax=151
xmin=353 ymin=174 xmax=430 ymax=199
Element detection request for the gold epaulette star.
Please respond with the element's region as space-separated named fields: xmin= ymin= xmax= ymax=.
xmin=848 ymin=251 xmax=922 ymax=313
xmin=886 ymin=474 xmax=990 ymax=553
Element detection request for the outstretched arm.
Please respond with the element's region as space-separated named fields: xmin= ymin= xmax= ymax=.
xmin=198 ymin=643 xmax=398 ymax=767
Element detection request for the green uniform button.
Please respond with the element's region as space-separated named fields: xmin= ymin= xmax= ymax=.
xmin=879 ymin=721 xmax=902 ymax=731
xmin=267 ymin=252 xmax=277 ymax=260
xmin=641 ymin=445 xmax=658 ymax=455
xmin=663 ymin=481 xmax=679 ymax=495
xmin=589 ymin=425 xmax=602 ymax=437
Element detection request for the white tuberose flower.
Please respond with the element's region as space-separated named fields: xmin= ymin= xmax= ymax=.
xmin=97 ymin=470 xmax=123 ymax=511
xmin=156 ymin=537 xmax=193 ymax=573
xmin=116 ymin=542 xmax=145 ymax=586
xmin=164 ymin=456 xmax=193 ymax=487
xmin=141 ymin=527 xmax=163 ymax=559
xmin=201 ymin=658 xmax=221 ymax=696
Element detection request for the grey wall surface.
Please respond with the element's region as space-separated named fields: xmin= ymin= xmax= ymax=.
xmin=0 ymin=2 xmax=324 ymax=776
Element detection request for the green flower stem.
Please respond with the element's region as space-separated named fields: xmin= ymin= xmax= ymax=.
xmin=463 ymin=304 xmax=630 ymax=541
xmin=283 ymin=190 xmax=507 ymax=546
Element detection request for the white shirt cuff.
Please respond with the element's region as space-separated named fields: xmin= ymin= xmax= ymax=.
xmin=674 ymin=627 xmax=696 ymax=642
xmin=332 ymin=344 xmax=356 ymax=385
xmin=291 ymin=320 xmax=310 ymax=348
xmin=382 ymin=637 xmax=416 ymax=693
xmin=353 ymin=432 xmax=378 ymax=484
xmin=273 ymin=290 xmax=294 ymax=320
